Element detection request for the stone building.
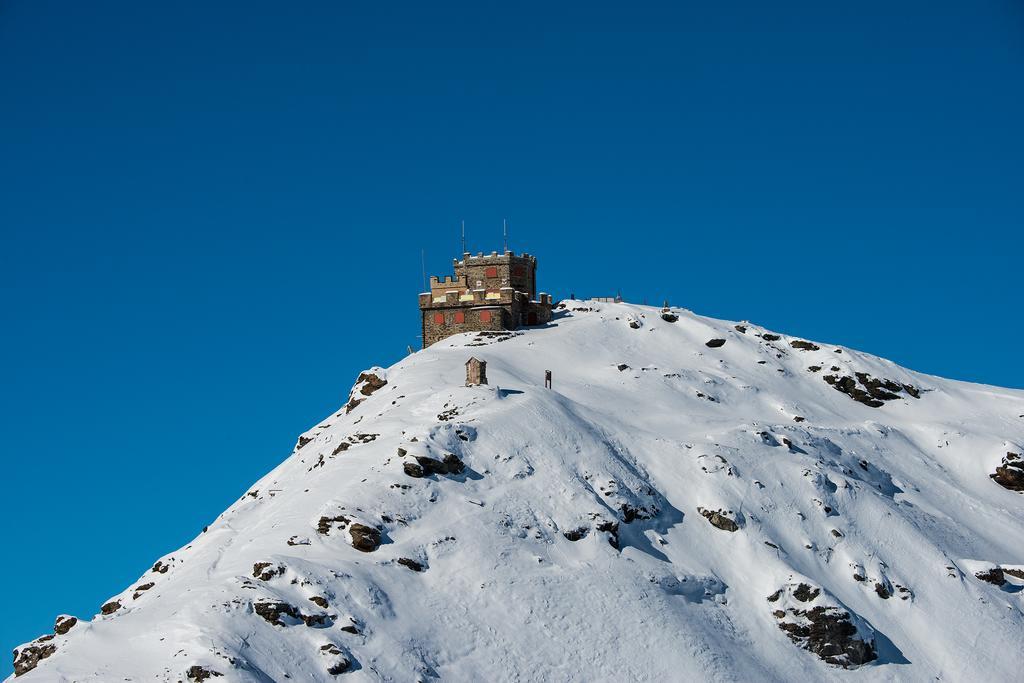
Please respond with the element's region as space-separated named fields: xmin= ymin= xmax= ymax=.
xmin=465 ymin=357 xmax=487 ymax=386
xmin=419 ymin=250 xmax=553 ymax=348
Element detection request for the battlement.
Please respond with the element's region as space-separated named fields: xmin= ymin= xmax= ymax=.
xmin=453 ymin=250 xmax=536 ymax=268
xmin=420 ymin=246 xmax=550 ymax=348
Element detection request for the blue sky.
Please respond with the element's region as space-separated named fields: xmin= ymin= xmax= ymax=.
xmin=1 ymin=0 xmax=1022 ymax=672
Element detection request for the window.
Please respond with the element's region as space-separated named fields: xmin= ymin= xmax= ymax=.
xmin=479 ymin=310 xmax=491 ymax=323
xmin=454 ymin=311 xmax=465 ymax=323
xmin=485 ymin=266 xmax=498 ymax=278
xmin=433 ymin=313 xmax=445 ymax=325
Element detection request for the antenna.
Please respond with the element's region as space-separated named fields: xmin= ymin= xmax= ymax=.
xmin=503 ymin=218 xmax=508 ymax=252
xmin=421 ymin=249 xmax=427 ymax=292
xmin=461 ymin=220 xmax=466 ymax=254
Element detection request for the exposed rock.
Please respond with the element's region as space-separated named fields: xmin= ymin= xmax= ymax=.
xmin=705 ymin=338 xmax=727 ymax=348
xmin=874 ymin=583 xmax=890 ymax=599
xmin=317 ymin=515 xmax=350 ymax=536
xmin=309 ymin=596 xmax=329 ymax=608
xmin=793 ymin=583 xmax=820 ymax=602
xmin=101 ymin=600 xmax=121 ymax=615
xmin=697 ymin=507 xmax=739 ymax=532
xmin=254 ymin=600 xmax=301 ymax=626
xmin=823 ymin=372 xmax=918 ymax=408
xmin=397 ymin=557 xmax=424 ymax=572
xmin=403 ymin=461 xmax=425 ymax=478
xmin=348 ymin=524 xmax=382 ymax=552
xmin=990 ymin=452 xmax=1024 ymax=492
xmin=53 ymin=615 xmax=77 ymax=635
xmin=660 ymin=310 xmax=679 ymax=323
xmin=734 ymin=324 xmax=747 ymax=334
xmin=252 ymin=562 xmax=284 ymax=581
xmin=791 ymin=340 xmax=820 ymax=351
xmin=562 ymin=526 xmax=589 ymax=541
xmin=616 ymin=363 xmax=630 ymax=372
xmin=975 ymin=567 xmax=1005 ymax=585
xmin=770 ymin=583 xmax=877 ymax=668
xmin=345 ymin=369 xmax=388 ymax=413
xmin=595 ymin=520 xmax=620 ymax=548
xmin=152 ymin=560 xmax=170 ymax=574
xmin=133 ymin=582 xmax=155 ymax=600
xmin=287 ymin=535 xmax=311 ymax=546
xmin=761 ymin=333 xmax=780 ymax=341
xmin=13 ymin=639 xmax=57 ymax=677
xmin=186 ymin=665 xmax=224 ymax=681
xmin=327 ymin=657 xmax=352 ymax=675
xmin=442 ymin=453 xmax=465 ymax=474
xmin=1004 ymin=567 xmax=1024 ymax=580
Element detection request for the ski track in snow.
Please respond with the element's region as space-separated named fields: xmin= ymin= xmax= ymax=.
xmin=10 ymin=301 xmax=1024 ymax=682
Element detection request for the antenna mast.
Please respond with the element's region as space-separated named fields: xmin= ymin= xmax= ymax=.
xmin=503 ymin=218 xmax=508 ymax=252
xmin=421 ymin=249 xmax=427 ymax=292
xmin=461 ymin=220 xmax=466 ymax=254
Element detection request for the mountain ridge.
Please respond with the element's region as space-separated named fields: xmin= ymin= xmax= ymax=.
xmin=11 ymin=301 xmax=1024 ymax=681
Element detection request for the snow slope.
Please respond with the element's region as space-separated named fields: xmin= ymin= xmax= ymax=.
xmin=11 ymin=302 xmax=1024 ymax=682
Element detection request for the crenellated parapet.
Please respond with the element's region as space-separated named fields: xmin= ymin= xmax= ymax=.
xmin=420 ymin=247 xmax=552 ymax=347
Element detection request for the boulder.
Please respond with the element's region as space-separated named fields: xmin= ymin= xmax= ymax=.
xmin=13 ymin=638 xmax=57 ymax=677
xmin=991 ymin=452 xmax=1024 ymax=492
xmin=769 ymin=582 xmax=877 ymax=668
xmin=705 ymin=339 xmax=726 ymax=348
xmin=348 ymin=524 xmax=382 ymax=552
xmin=53 ymin=615 xmax=77 ymax=635
xmin=698 ymin=507 xmax=739 ymax=532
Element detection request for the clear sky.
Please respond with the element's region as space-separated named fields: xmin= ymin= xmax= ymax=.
xmin=1 ymin=0 xmax=1022 ymax=673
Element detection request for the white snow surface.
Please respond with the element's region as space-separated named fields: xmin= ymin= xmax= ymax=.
xmin=12 ymin=302 xmax=1024 ymax=682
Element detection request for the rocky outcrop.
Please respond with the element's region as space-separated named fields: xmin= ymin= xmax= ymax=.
xmin=991 ymin=452 xmax=1024 ymax=492
xmin=100 ymin=600 xmax=121 ymax=615
xmin=705 ymin=338 xmax=726 ymax=348
xmin=349 ymin=524 xmax=382 ymax=552
xmin=252 ymin=562 xmax=285 ymax=581
xmin=53 ymin=615 xmax=77 ymax=635
xmin=768 ymin=582 xmax=877 ymax=668
xmin=253 ymin=600 xmax=301 ymax=627
xmin=823 ymin=372 xmax=919 ymax=408
xmin=13 ymin=637 xmax=56 ymax=677
xmin=790 ymin=340 xmax=820 ymax=351
xmin=697 ymin=507 xmax=739 ymax=532
xmin=397 ymin=557 xmax=424 ymax=572
xmin=345 ymin=368 xmax=388 ymax=414
xmin=186 ymin=665 xmax=224 ymax=681
xmin=403 ymin=454 xmax=465 ymax=478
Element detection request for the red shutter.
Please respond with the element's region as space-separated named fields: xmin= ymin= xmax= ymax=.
xmin=434 ymin=313 xmax=445 ymax=325
xmin=485 ymin=266 xmax=498 ymax=278
xmin=454 ymin=311 xmax=465 ymax=323
xmin=479 ymin=310 xmax=491 ymax=323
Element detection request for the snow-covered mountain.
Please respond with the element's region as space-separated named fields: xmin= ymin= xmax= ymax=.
xmin=12 ymin=301 xmax=1024 ymax=682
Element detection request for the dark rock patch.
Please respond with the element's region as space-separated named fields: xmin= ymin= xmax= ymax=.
xmin=734 ymin=324 xmax=747 ymax=334
xmin=403 ymin=462 xmax=425 ymax=478
xmin=349 ymin=524 xmax=382 ymax=552
xmin=595 ymin=520 xmax=620 ymax=548
xmin=133 ymin=582 xmax=155 ymax=600
xmin=397 ymin=557 xmax=424 ymax=572
xmin=254 ymin=600 xmax=300 ymax=627
xmin=775 ymin=605 xmax=876 ymax=668
xmin=100 ymin=600 xmax=121 ymax=615
xmin=53 ymin=615 xmax=77 ymax=635
xmin=317 ymin=515 xmax=351 ymax=536
xmin=186 ymin=665 xmax=224 ymax=681
xmin=697 ymin=507 xmax=739 ymax=532
xmin=309 ymin=596 xmax=329 ymax=609
xmin=791 ymin=340 xmax=820 ymax=351
xmin=562 ymin=527 xmax=589 ymax=541
xmin=761 ymin=333 xmax=780 ymax=341
xmin=252 ymin=563 xmax=284 ymax=581
xmin=991 ymin=452 xmax=1024 ymax=492
xmin=13 ymin=640 xmax=57 ymax=677
xmin=793 ymin=583 xmax=821 ymax=602
xmin=874 ymin=583 xmax=891 ymax=599
xmin=345 ymin=370 xmax=387 ymax=414
xmin=705 ymin=338 xmax=726 ymax=348
xmin=152 ymin=560 xmax=171 ymax=574
xmin=660 ymin=310 xmax=679 ymax=323
xmin=823 ymin=372 xmax=918 ymax=408
xmin=975 ymin=567 xmax=1005 ymax=585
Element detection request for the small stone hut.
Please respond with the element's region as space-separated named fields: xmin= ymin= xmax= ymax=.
xmin=465 ymin=357 xmax=487 ymax=386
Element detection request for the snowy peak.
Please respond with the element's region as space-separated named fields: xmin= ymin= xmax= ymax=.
xmin=12 ymin=302 xmax=1024 ymax=681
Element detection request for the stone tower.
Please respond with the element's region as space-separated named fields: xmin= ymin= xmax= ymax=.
xmin=419 ymin=250 xmax=553 ymax=348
